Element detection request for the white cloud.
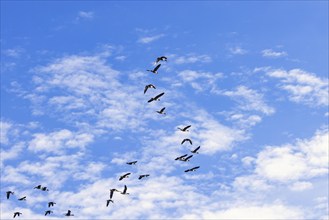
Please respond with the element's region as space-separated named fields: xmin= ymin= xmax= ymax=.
xmin=77 ymin=11 xmax=94 ymax=20
xmin=137 ymin=34 xmax=165 ymax=44
xmin=2 ymin=47 xmax=24 ymax=58
xmin=0 ymin=120 xmax=12 ymax=144
xmin=267 ymin=68 xmax=328 ymax=106
xmin=178 ymin=70 xmax=223 ymax=92
xmin=229 ymin=46 xmax=248 ymax=55
xmin=262 ymin=49 xmax=287 ymax=58
xmin=222 ymin=86 xmax=275 ymax=115
xmin=173 ymin=54 xmax=212 ymax=64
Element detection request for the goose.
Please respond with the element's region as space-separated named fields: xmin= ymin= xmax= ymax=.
xmin=178 ymin=125 xmax=191 ymax=132
xmin=48 ymin=202 xmax=56 ymax=207
xmin=181 ymin=138 xmax=192 ymax=145
xmin=18 ymin=196 xmax=26 ymax=201
xmin=126 ymin=161 xmax=137 ymax=165
xmin=184 ymin=166 xmax=200 ymax=173
xmin=175 ymin=154 xmax=188 ymax=161
xmin=144 ymin=84 xmax=156 ymax=94
xmin=148 ymin=92 xmax=165 ymax=103
xmin=6 ymin=191 xmax=14 ymax=199
xmin=106 ymin=199 xmax=114 ymax=207
xmin=147 ymin=64 xmax=161 ymax=74
xmin=119 ymin=173 xmax=131 ymax=181
xmin=191 ymin=146 xmax=200 ymax=154
xmin=45 ymin=210 xmax=53 ymax=216
xmin=34 ymin=185 xmax=42 ymax=189
xmin=138 ymin=174 xmax=150 ymax=180
xmin=156 ymin=107 xmax=166 ymax=115
xmin=156 ymin=56 xmax=167 ymax=63
xmin=64 ymin=210 xmax=74 ymax=217
xmin=121 ymin=185 xmax=129 ymax=195
xmin=13 ymin=212 xmax=22 ymax=218
xmin=41 ymin=187 xmax=49 ymax=191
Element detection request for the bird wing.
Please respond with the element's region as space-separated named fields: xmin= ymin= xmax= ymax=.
xmin=187 ymin=139 xmax=193 ymax=145
xmin=193 ymin=166 xmax=200 ymax=170
xmin=154 ymin=64 xmax=161 ymax=71
xmin=184 ymin=125 xmax=191 ymax=131
xmin=110 ymin=190 xmax=114 ymax=199
xmin=184 ymin=168 xmax=191 ymax=172
xmin=154 ymin=92 xmax=165 ymax=100
xmin=123 ymin=185 xmax=127 ymax=193
xmin=181 ymin=139 xmax=186 ymax=144
xmin=144 ymin=86 xmax=148 ymax=94
xmin=185 ymin=155 xmax=193 ymax=160
xmin=147 ymin=97 xmax=154 ymax=103
xmin=195 ymin=146 xmax=200 ymax=151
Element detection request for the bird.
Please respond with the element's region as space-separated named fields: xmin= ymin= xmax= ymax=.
xmin=106 ymin=199 xmax=114 ymax=207
xmin=13 ymin=212 xmax=22 ymax=218
xmin=178 ymin=125 xmax=191 ymax=132
xmin=147 ymin=64 xmax=161 ymax=74
xmin=144 ymin=84 xmax=156 ymax=94
xmin=18 ymin=196 xmax=26 ymax=201
xmin=121 ymin=185 xmax=129 ymax=195
xmin=126 ymin=161 xmax=137 ymax=165
xmin=181 ymin=138 xmax=192 ymax=145
xmin=6 ymin=191 xmax=14 ymax=199
xmin=156 ymin=107 xmax=166 ymax=115
xmin=191 ymin=146 xmax=201 ymax=154
xmin=181 ymin=155 xmax=193 ymax=162
xmin=119 ymin=173 xmax=131 ymax=181
xmin=34 ymin=185 xmax=42 ymax=189
xmin=138 ymin=174 xmax=150 ymax=180
xmin=155 ymin=56 xmax=167 ymax=63
xmin=184 ymin=166 xmax=200 ymax=173
xmin=175 ymin=154 xmax=188 ymax=161
xmin=65 ymin=210 xmax=74 ymax=217
xmin=48 ymin=202 xmax=56 ymax=207
xmin=41 ymin=187 xmax=49 ymax=191
xmin=110 ymin=188 xmax=120 ymax=199
xmin=45 ymin=210 xmax=53 ymax=216
xmin=148 ymin=92 xmax=165 ymax=103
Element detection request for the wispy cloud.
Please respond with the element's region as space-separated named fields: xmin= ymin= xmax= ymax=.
xmin=261 ymin=49 xmax=287 ymax=58
xmin=173 ymin=54 xmax=212 ymax=64
xmin=229 ymin=46 xmax=248 ymax=55
xmin=76 ymin=11 xmax=94 ymax=20
xmin=137 ymin=34 xmax=165 ymax=44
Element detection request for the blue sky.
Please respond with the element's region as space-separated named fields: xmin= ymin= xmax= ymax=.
xmin=1 ymin=1 xmax=328 ymax=219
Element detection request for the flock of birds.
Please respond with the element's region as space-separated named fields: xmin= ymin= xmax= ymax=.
xmin=4 ymin=56 xmax=200 ymax=218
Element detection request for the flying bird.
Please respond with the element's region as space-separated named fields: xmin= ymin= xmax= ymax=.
xmin=155 ymin=56 xmax=167 ymax=63
xmin=148 ymin=92 xmax=165 ymax=103
xmin=191 ymin=146 xmax=201 ymax=154
xmin=156 ymin=107 xmax=166 ymax=115
xmin=147 ymin=64 xmax=161 ymax=74
xmin=13 ymin=212 xmax=22 ymax=218
xmin=65 ymin=210 xmax=74 ymax=217
xmin=18 ymin=196 xmax=26 ymax=201
xmin=178 ymin=125 xmax=191 ymax=132
xmin=184 ymin=166 xmax=200 ymax=173
xmin=121 ymin=185 xmax=129 ymax=195
xmin=181 ymin=138 xmax=192 ymax=145
xmin=106 ymin=199 xmax=114 ymax=207
xmin=175 ymin=154 xmax=188 ymax=161
xmin=119 ymin=173 xmax=131 ymax=181
xmin=110 ymin=188 xmax=120 ymax=199
xmin=48 ymin=202 xmax=56 ymax=207
xmin=144 ymin=84 xmax=156 ymax=94
xmin=138 ymin=174 xmax=150 ymax=180
xmin=126 ymin=161 xmax=137 ymax=165
xmin=45 ymin=210 xmax=53 ymax=216
xmin=6 ymin=191 xmax=14 ymax=199
xmin=41 ymin=187 xmax=49 ymax=191
xmin=34 ymin=185 xmax=42 ymax=189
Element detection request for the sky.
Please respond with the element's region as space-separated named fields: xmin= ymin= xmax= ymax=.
xmin=0 ymin=1 xmax=328 ymax=219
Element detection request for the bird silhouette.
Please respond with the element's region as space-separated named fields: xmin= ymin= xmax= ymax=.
xmin=41 ymin=187 xmax=49 ymax=191
xmin=175 ymin=154 xmax=188 ymax=161
xmin=6 ymin=191 xmax=14 ymax=199
xmin=126 ymin=161 xmax=137 ymax=165
xmin=148 ymin=92 xmax=165 ymax=103
xmin=156 ymin=107 xmax=166 ymax=115
xmin=144 ymin=84 xmax=156 ymax=94
xmin=106 ymin=199 xmax=114 ymax=207
xmin=64 ymin=210 xmax=74 ymax=216
xmin=147 ymin=64 xmax=161 ymax=74
xmin=121 ymin=185 xmax=129 ymax=195
xmin=48 ymin=202 xmax=56 ymax=207
xmin=110 ymin=188 xmax=120 ymax=199
xmin=138 ymin=174 xmax=150 ymax=180
xmin=181 ymin=138 xmax=192 ymax=145
xmin=178 ymin=125 xmax=191 ymax=132
xmin=182 ymin=155 xmax=193 ymax=162
xmin=18 ymin=196 xmax=26 ymax=201
xmin=34 ymin=185 xmax=42 ymax=189
xmin=191 ymin=146 xmax=201 ymax=154
xmin=155 ymin=56 xmax=167 ymax=64
xmin=45 ymin=210 xmax=53 ymax=216
xmin=184 ymin=166 xmax=200 ymax=173
xmin=13 ymin=212 xmax=22 ymax=218
xmin=119 ymin=173 xmax=131 ymax=181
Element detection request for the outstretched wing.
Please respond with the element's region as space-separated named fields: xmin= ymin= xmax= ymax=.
xmin=153 ymin=64 xmax=161 ymax=72
xmin=154 ymin=92 xmax=165 ymax=100
xmin=144 ymin=85 xmax=148 ymax=94
xmin=183 ymin=125 xmax=191 ymax=131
